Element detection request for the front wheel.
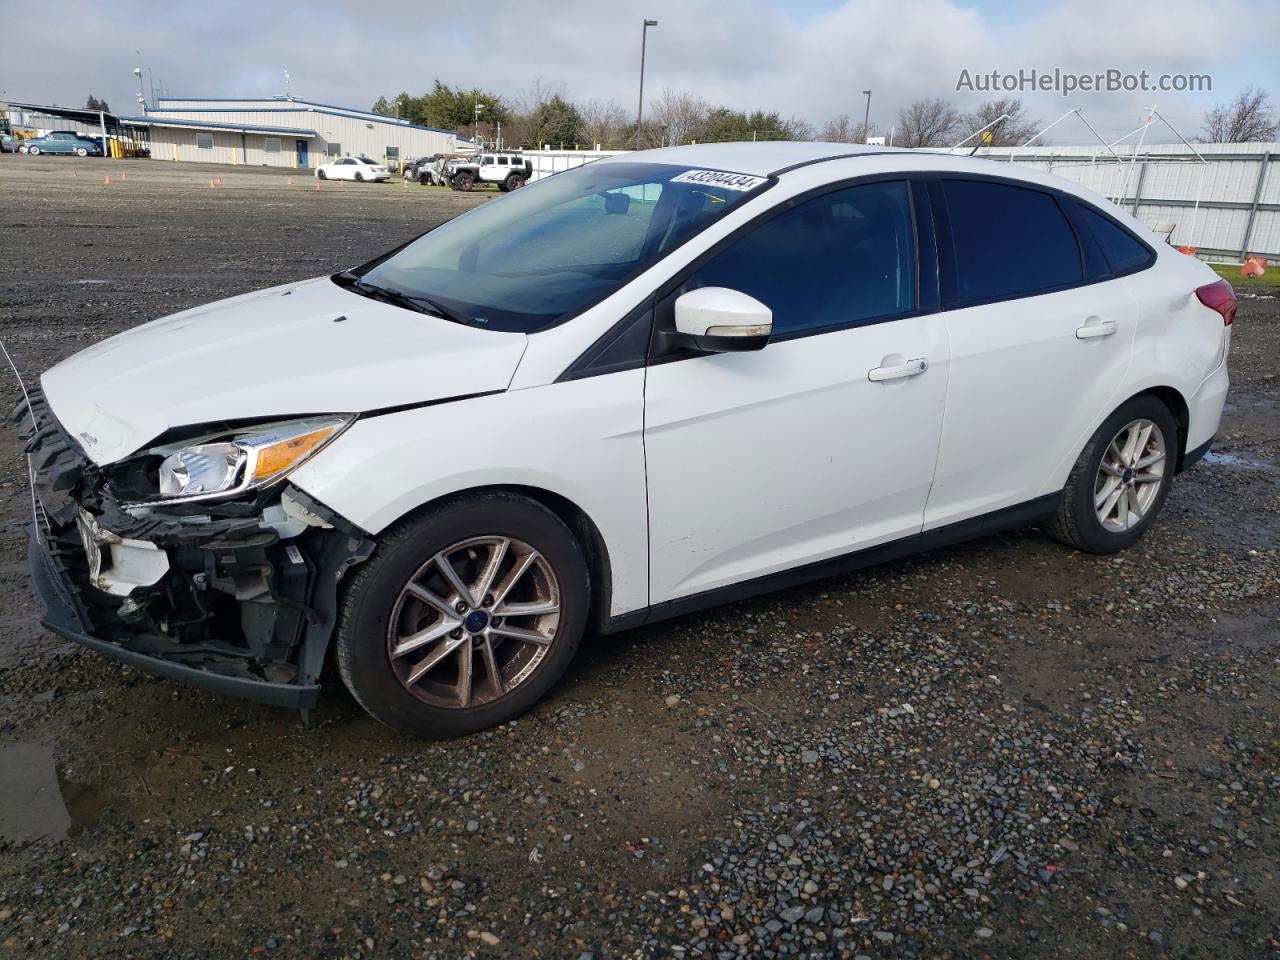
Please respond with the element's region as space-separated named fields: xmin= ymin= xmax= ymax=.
xmin=336 ymin=493 xmax=589 ymax=738
xmin=1046 ymin=396 xmax=1178 ymax=553
xmin=27 ymin=146 xmax=40 ymax=155
xmin=505 ymin=174 xmax=526 ymax=190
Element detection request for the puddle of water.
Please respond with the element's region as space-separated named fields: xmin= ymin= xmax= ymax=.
xmin=0 ymin=743 xmax=71 ymax=844
xmin=1202 ymin=451 xmax=1272 ymax=470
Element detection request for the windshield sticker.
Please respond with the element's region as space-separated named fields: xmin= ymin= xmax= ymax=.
xmin=669 ymin=169 xmax=767 ymax=192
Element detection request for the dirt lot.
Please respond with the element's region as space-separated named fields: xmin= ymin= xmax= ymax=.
xmin=0 ymin=156 xmax=1277 ymax=959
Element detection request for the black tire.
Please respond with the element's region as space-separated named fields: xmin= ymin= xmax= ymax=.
xmin=1045 ymin=395 xmax=1179 ymax=554
xmin=317 ymin=169 xmax=327 ymax=180
xmin=452 ymin=174 xmax=474 ymax=192
xmin=336 ymin=492 xmax=589 ymax=738
xmin=497 ymin=182 xmax=509 ymax=193
xmin=418 ymin=173 xmax=430 ymax=185
xmin=27 ymin=146 xmax=40 ymax=156
xmin=75 ymin=147 xmax=88 ymax=157
xmin=354 ymin=171 xmax=364 ymax=182
xmin=505 ymin=174 xmax=526 ymax=190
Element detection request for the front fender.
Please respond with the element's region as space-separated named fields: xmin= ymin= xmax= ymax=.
xmin=288 ymin=374 xmax=650 ymax=618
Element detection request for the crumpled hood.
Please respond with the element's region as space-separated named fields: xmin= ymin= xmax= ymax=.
xmin=40 ymin=276 xmax=528 ymax=465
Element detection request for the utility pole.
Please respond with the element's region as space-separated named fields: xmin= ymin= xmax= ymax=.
xmin=862 ymin=89 xmax=872 ymax=143
xmin=636 ymin=18 xmax=658 ymax=149
xmin=474 ymin=100 xmax=484 ymax=147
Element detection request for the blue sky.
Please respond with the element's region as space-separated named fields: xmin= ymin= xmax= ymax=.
xmin=4 ymin=0 xmax=1275 ymax=144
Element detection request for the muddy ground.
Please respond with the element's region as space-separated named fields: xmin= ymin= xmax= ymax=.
xmin=0 ymin=156 xmax=1276 ymax=959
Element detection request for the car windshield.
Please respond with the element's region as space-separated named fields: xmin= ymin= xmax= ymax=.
xmin=354 ymin=161 xmax=769 ymax=333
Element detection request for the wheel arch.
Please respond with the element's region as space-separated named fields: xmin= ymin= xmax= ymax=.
xmin=1129 ymin=385 xmax=1191 ymax=471
xmin=378 ymin=484 xmax=616 ymax=635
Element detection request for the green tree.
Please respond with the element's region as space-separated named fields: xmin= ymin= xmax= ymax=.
xmin=85 ymin=94 xmax=110 ymax=113
xmin=524 ymin=95 xmax=583 ymax=148
xmin=700 ymin=108 xmax=793 ymax=142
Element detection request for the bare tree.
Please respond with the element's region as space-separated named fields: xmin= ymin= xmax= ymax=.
xmin=895 ymin=98 xmax=962 ymax=148
xmin=648 ymin=88 xmax=710 ymax=147
xmin=1201 ymin=87 xmax=1279 ymax=143
xmin=783 ymin=115 xmax=816 ymax=141
xmin=578 ymin=99 xmax=629 ymax=149
xmin=959 ymin=98 xmax=1040 ymax=147
xmin=820 ymin=114 xmax=879 ymax=143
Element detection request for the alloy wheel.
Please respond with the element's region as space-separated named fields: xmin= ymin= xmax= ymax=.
xmin=386 ymin=536 xmax=560 ymax=709
xmin=1094 ymin=418 xmax=1167 ymax=532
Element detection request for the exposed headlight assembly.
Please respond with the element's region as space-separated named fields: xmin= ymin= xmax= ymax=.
xmin=156 ymin=416 xmax=351 ymax=503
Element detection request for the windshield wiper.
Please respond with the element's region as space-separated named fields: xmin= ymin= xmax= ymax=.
xmin=334 ymin=271 xmax=470 ymax=326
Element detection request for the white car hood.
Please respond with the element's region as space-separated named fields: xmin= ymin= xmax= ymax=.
xmin=40 ymin=276 xmax=528 ymax=465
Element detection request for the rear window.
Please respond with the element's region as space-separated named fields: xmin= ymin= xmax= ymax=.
xmin=1077 ymin=203 xmax=1153 ymax=274
xmin=940 ymin=179 xmax=1082 ymax=305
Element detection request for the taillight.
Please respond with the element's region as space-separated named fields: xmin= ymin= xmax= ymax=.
xmin=1196 ymin=279 xmax=1236 ymax=326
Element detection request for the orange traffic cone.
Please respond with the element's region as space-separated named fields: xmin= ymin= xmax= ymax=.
xmin=72 ymin=170 xmax=78 ymax=177
xmin=287 ymin=176 xmax=293 ymax=186
xmin=340 ymin=180 xmax=346 ymax=187
xmin=315 ymin=180 xmax=321 ymax=191
xmin=104 ymin=175 xmax=111 ymax=185
xmin=209 ymin=179 xmax=216 ymax=188
xmin=216 ymin=177 xmax=222 ymax=186
xmin=122 ymin=171 xmax=128 ymax=181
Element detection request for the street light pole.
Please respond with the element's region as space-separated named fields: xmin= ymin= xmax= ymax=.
xmin=474 ymin=100 xmax=484 ymax=147
xmin=134 ymin=50 xmax=145 ymax=111
xmin=862 ymin=89 xmax=872 ymax=143
xmin=636 ymin=18 xmax=658 ymax=149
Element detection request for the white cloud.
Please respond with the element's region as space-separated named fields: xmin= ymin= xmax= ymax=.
xmin=5 ymin=0 xmax=1268 ymax=144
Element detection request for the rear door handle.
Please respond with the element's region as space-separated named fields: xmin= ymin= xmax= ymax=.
xmin=1076 ymin=319 xmax=1118 ymax=339
xmin=868 ymin=358 xmax=928 ymax=382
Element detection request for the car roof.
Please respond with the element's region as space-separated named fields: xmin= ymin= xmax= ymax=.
xmin=612 ymin=142 xmax=908 ymax=176
xmin=597 ymin=141 xmax=1122 ymax=203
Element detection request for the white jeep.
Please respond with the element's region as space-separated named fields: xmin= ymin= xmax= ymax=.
xmin=450 ymin=152 xmax=533 ymax=192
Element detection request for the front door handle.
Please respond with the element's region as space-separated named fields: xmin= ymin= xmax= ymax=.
xmin=868 ymin=358 xmax=928 ymax=382
xmin=1076 ymin=319 xmax=1118 ymax=340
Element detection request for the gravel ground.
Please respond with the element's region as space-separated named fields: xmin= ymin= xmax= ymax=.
xmin=0 ymin=156 xmax=1276 ymax=959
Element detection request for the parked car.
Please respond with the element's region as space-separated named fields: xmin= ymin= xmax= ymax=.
xmin=315 ymin=155 xmax=390 ymax=182
xmin=449 ymin=151 xmax=532 ymax=192
xmin=22 ymin=131 xmax=103 ymax=156
xmin=20 ymin=143 xmax=1232 ymax=738
xmin=0 ymin=133 xmax=16 ymax=153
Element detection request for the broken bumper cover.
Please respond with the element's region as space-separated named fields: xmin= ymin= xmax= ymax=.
xmin=16 ymin=385 xmax=373 ymax=712
xmin=26 ymin=519 xmax=321 ymax=709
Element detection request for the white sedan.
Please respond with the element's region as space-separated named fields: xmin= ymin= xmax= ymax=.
xmin=23 ymin=143 xmax=1232 ymax=738
xmin=315 ymin=155 xmax=390 ymax=182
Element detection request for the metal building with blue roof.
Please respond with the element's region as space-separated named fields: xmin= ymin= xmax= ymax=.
xmin=129 ymin=95 xmax=473 ymax=168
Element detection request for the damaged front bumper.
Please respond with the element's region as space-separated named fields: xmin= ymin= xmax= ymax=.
xmin=16 ymin=387 xmax=373 ymax=710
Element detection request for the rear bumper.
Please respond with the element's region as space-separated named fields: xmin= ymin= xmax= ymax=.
xmin=27 ymin=520 xmax=321 ymax=709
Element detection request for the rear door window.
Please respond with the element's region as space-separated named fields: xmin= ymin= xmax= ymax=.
xmin=939 ymin=179 xmax=1082 ymax=306
xmin=1076 ymin=203 xmax=1154 ymax=274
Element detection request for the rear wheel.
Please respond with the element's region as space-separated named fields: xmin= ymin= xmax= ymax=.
xmin=1046 ymin=396 xmax=1178 ymax=553
xmin=336 ymin=492 xmax=589 ymax=738
xmin=317 ymin=169 xmax=327 ymax=180
xmin=354 ymin=171 xmax=364 ymax=182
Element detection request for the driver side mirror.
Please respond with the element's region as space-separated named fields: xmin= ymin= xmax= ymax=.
xmin=673 ymin=287 xmax=772 ymax=353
